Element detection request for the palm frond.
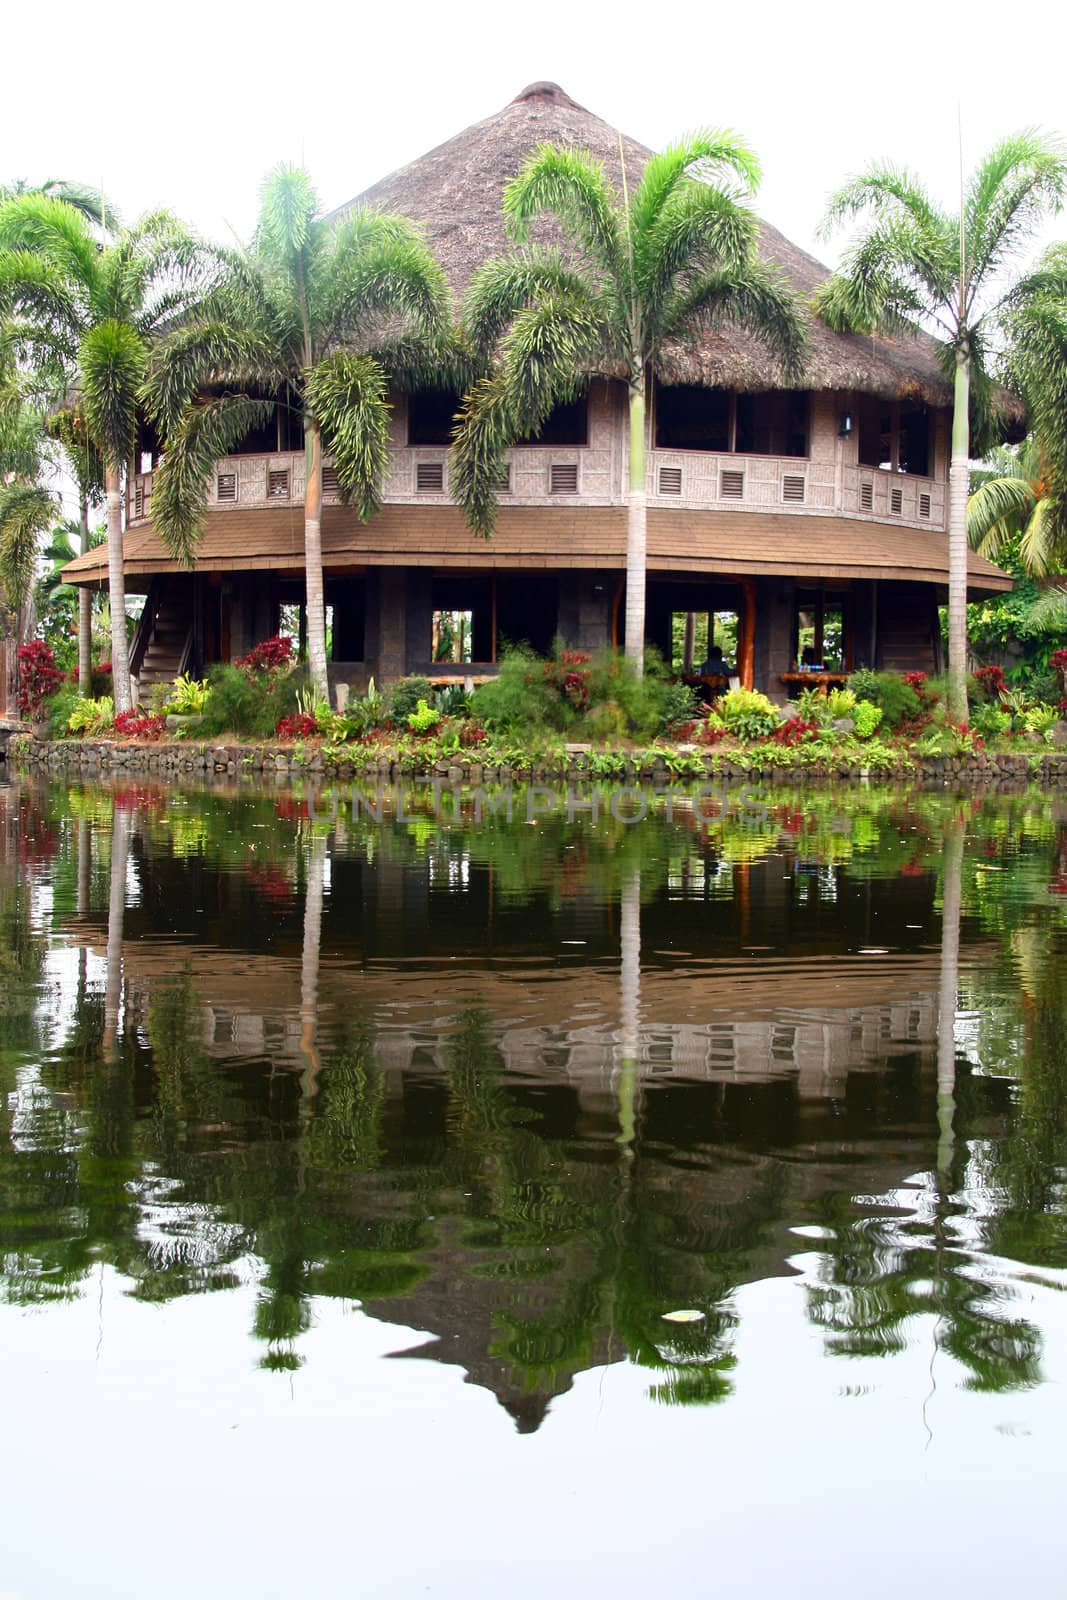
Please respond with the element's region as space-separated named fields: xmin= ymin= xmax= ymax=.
xmin=967 ymin=474 xmax=1037 ymax=556
xmin=504 ymin=144 xmax=624 ymax=284
xmin=142 ymin=322 xmax=284 ymax=436
xmin=0 ymin=192 xmax=99 ymax=292
xmin=965 ymin=131 xmax=1067 ymax=298
xmin=659 ymin=262 xmax=807 ymax=379
xmin=449 ymin=377 xmax=519 ymax=540
xmin=819 ymin=164 xmax=943 ymax=239
xmin=461 ymin=248 xmax=603 ymax=362
xmin=629 ymin=131 xmax=760 ymax=242
xmin=1025 ymin=583 xmax=1067 ymax=630
xmin=305 ymin=352 xmax=391 ymax=521
xmin=150 ymin=394 xmax=276 ymax=565
xmin=257 ymin=166 xmax=319 ymax=264
xmin=319 ymin=228 xmax=450 ymax=354
xmin=637 ymin=184 xmax=759 ymax=328
xmin=46 ymin=405 xmax=105 ymax=504
xmin=497 ymin=294 xmax=604 ymax=433
xmin=0 ymin=481 xmax=55 ymax=606
xmin=78 ymin=319 xmax=146 ymax=469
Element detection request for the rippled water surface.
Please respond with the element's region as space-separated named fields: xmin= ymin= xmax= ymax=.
xmin=1 ymin=774 xmax=1065 ymax=1598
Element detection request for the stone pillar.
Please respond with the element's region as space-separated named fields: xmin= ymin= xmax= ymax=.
xmin=404 ymin=570 xmax=433 ymax=674
xmin=753 ymin=577 xmax=795 ymax=702
xmin=557 ymin=572 xmax=614 ymax=654
xmin=365 ymin=567 xmax=408 ymax=686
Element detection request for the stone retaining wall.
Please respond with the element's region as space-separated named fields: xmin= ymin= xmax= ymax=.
xmin=9 ymin=735 xmax=1067 ymax=789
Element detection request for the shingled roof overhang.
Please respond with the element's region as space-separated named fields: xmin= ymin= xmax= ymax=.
xmin=334 ymin=81 xmax=1023 ymax=428
xmin=62 ymin=506 xmax=1013 ymax=594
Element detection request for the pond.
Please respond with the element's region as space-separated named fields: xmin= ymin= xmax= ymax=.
xmin=1 ymin=773 xmax=1065 ymax=1598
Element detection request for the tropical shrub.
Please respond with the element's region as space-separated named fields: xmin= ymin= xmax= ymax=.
xmin=794 ymin=686 xmax=831 ymax=727
xmin=47 ymin=683 xmax=81 ymax=739
xmin=67 ymin=695 xmax=115 ymax=736
xmin=198 ymin=662 xmax=302 ymax=739
xmin=237 ymin=635 xmax=294 ymax=675
xmin=971 ymin=703 xmax=1012 ymax=741
xmin=472 ymin=650 xmax=566 ymax=732
xmin=459 ymin=721 xmax=488 ymax=748
xmin=167 ymin=675 xmax=210 ymax=714
xmin=846 ymin=669 xmax=922 ymax=729
xmin=388 ymin=675 xmax=435 ymax=723
xmin=825 ymin=687 xmax=857 ymax=720
xmin=852 ymin=701 xmax=884 ymax=739
xmin=717 ymin=687 xmax=778 ymax=741
xmin=660 ymin=680 xmax=701 ymax=735
xmin=1024 ymin=703 xmax=1060 ymax=738
xmin=407 ymin=698 xmax=439 ymax=734
xmin=17 ymin=642 xmax=63 ymax=720
xmin=543 ymin=647 xmax=591 ymax=710
xmin=113 ymin=708 xmax=166 ymax=741
xmin=771 ymin=717 xmax=818 ymax=746
xmin=972 ymin=663 xmax=1008 ymax=703
xmin=275 ymin=713 xmax=319 ymax=740
xmin=435 ymin=683 xmax=473 ymax=718
xmin=90 ymin=661 xmax=113 ymax=698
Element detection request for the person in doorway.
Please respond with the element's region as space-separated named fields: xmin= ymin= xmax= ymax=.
xmin=699 ymin=643 xmax=731 ymax=676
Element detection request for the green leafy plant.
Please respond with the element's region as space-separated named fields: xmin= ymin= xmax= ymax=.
xmin=718 ymin=687 xmax=778 ymax=742
xmin=407 ymin=698 xmax=440 ymax=735
xmin=167 ymin=674 xmax=210 ymax=714
xmin=388 ymin=675 xmax=435 ymax=724
xmin=67 ymin=694 xmax=114 ymax=736
xmin=826 ymin=687 xmax=857 ymax=720
xmin=852 ymin=701 xmax=884 ymax=740
xmin=846 ymin=669 xmax=923 ymax=729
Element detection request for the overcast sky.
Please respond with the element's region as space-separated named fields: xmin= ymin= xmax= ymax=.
xmin=5 ymin=0 xmax=1067 ymax=269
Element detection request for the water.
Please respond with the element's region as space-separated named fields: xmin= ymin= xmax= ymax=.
xmin=1 ymin=774 xmax=1065 ymax=1598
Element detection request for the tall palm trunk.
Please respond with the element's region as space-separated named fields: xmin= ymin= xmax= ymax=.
xmin=616 ymin=866 xmax=641 ymax=1150
xmin=104 ymin=803 xmax=130 ymax=1052
xmin=936 ymin=812 xmax=965 ymax=1174
xmin=78 ymin=491 xmax=92 ymax=695
xmin=683 ymin=612 xmax=696 ymax=672
xmin=947 ymin=351 xmax=971 ymax=725
xmin=304 ymin=421 xmax=329 ymax=703
xmin=299 ymin=830 xmax=327 ymax=1109
xmin=105 ymin=466 xmax=132 ymax=713
xmin=623 ymin=375 xmax=648 ymax=674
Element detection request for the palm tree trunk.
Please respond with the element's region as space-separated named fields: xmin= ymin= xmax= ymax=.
xmin=947 ymin=351 xmax=971 ymax=725
xmin=78 ymin=492 xmax=92 ymax=695
xmin=624 ymin=376 xmax=648 ymax=674
xmin=304 ymin=422 xmax=329 ymax=703
xmin=299 ymin=830 xmax=327 ymax=1111
xmin=616 ymin=866 xmax=641 ymax=1150
xmin=104 ymin=803 xmax=130 ymax=1052
xmin=936 ymin=812 xmax=965 ymax=1174
xmin=105 ymin=466 xmax=132 ymax=714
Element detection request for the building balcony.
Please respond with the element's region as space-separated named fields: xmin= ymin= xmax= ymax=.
xmin=127 ymin=445 xmax=947 ymax=534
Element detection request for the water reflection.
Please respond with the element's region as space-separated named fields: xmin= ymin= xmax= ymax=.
xmin=1 ymin=776 xmax=1065 ymax=1430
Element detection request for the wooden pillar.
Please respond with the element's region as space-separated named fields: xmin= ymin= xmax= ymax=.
xmin=739 ymin=578 xmax=756 ymax=690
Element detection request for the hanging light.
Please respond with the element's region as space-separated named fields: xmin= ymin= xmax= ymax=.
xmin=838 ymin=410 xmax=854 ymax=438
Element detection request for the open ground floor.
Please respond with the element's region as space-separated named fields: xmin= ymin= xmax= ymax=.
xmin=122 ymin=564 xmax=951 ymax=704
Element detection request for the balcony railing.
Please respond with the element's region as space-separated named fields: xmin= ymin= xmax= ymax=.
xmin=127 ymin=446 xmax=947 ymax=533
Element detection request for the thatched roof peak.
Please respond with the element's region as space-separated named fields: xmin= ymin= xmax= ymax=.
xmin=335 ymin=88 xmax=1015 ymax=416
xmin=511 ymin=81 xmax=584 ymax=109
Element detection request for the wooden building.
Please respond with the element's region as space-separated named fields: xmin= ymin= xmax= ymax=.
xmin=62 ymin=82 xmax=1013 ymax=697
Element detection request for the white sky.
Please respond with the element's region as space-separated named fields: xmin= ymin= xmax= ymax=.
xmin=5 ymin=0 xmax=1067 ymax=266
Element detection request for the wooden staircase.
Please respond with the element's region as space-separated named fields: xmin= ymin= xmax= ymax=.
xmin=131 ymin=581 xmax=193 ymax=697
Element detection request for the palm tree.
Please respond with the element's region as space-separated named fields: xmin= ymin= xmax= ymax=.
xmin=0 ymin=178 xmax=119 ymax=233
xmin=450 ymin=134 xmax=806 ymax=671
xmin=968 ymin=438 xmax=1061 ymax=577
xmin=47 ymin=406 xmax=104 ymax=691
xmin=0 ymin=193 xmax=219 ymax=711
xmin=143 ymin=166 xmax=451 ymax=701
xmin=0 ymin=384 xmax=56 ymax=627
xmin=816 ymin=134 xmax=1067 ymax=722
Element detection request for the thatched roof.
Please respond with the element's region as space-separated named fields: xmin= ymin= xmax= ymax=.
xmin=337 ymin=82 xmax=965 ymax=407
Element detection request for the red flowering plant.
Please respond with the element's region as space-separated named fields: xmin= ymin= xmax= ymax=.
xmin=771 ymin=717 xmax=819 ymax=746
xmin=1052 ymin=648 xmax=1067 ymax=699
xmin=275 ymin=713 xmax=318 ymax=740
xmin=459 ymin=721 xmax=488 ymax=748
xmin=543 ymin=649 xmax=591 ymax=710
xmin=972 ymin=664 xmax=1007 ymax=702
xmin=696 ymin=718 xmax=727 ymax=746
xmin=237 ymin=635 xmax=294 ymax=677
xmin=17 ymin=642 xmax=63 ymax=721
xmin=113 ymin=709 xmax=166 ymax=741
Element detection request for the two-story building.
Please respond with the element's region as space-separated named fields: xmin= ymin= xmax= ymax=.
xmin=63 ymin=81 xmax=1013 ymax=697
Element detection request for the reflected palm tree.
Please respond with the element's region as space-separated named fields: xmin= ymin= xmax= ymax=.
xmin=616 ymin=866 xmax=641 ymax=1152
xmin=937 ymin=812 xmax=965 ymax=1173
xmin=103 ymin=802 xmax=131 ymax=1052
xmin=298 ymin=831 xmax=328 ymax=1109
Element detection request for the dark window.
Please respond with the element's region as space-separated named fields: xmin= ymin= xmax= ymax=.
xmin=516 ymin=396 xmax=588 ymax=446
xmin=858 ymin=397 xmax=932 ymax=476
xmin=655 ymin=385 xmax=730 ymax=451
xmin=897 ymin=401 xmax=931 ymax=477
xmin=408 ymin=389 xmax=460 ymax=446
xmin=735 ymin=391 xmax=808 ymax=457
